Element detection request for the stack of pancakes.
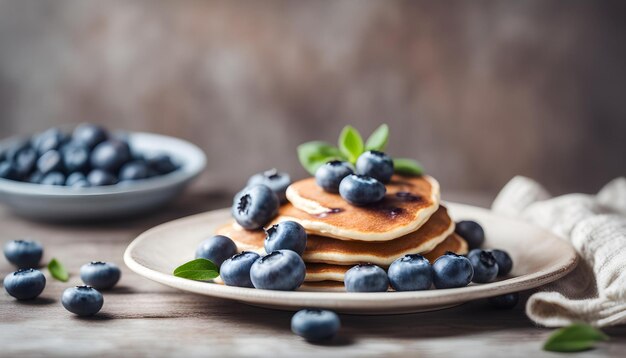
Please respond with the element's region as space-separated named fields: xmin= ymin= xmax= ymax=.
xmin=217 ymin=175 xmax=467 ymax=290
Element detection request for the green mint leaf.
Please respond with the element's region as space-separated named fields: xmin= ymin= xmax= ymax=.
xmin=543 ymin=323 xmax=609 ymax=352
xmin=338 ymin=125 xmax=364 ymax=163
xmin=365 ymin=124 xmax=389 ymax=151
xmin=297 ymin=141 xmax=344 ymax=175
xmin=173 ymin=258 xmax=219 ymax=281
xmin=393 ymin=158 xmax=424 ymax=176
xmin=48 ymin=258 xmax=69 ymax=282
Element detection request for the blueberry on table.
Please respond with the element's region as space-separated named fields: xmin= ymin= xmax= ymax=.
xmin=355 ymin=150 xmax=394 ymax=184
xmin=220 ymin=251 xmax=260 ymax=288
xmin=4 ymin=239 xmax=43 ymax=268
xmin=339 ymin=174 xmax=386 ymax=206
xmin=146 ymin=154 xmax=178 ymax=175
xmin=387 ymin=254 xmax=433 ymax=291
xmin=3 ymin=268 xmax=46 ymax=300
xmin=344 ymin=264 xmax=389 ymax=292
xmin=466 ymin=248 xmax=481 ymax=259
xmin=491 ymin=249 xmax=513 ymax=276
xmin=315 ymin=160 xmax=354 ymax=193
xmin=90 ymin=139 xmax=132 ymax=172
xmin=195 ymin=235 xmax=238 ymax=268
xmin=247 ymin=168 xmax=291 ymax=203
xmin=455 ymin=220 xmax=485 ymax=250
xmin=468 ymin=250 xmax=499 ymax=283
xmin=0 ymin=161 xmax=18 ymax=180
xmin=232 ymin=185 xmax=280 ymax=230
xmin=250 ymin=250 xmax=306 ymax=291
xmin=264 ymin=221 xmax=307 ymax=256
xmin=37 ymin=150 xmax=64 ymax=174
xmin=432 ymin=252 xmax=474 ymax=289
xmin=41 ymin=172 xmax=66 ymax=186
xmin=62 ymin=144 xmax=90 ymax=173
xmin=87 ymin=169 xmax=117 ymax=186
xmin=119 ymin=161 xmax=150 ymax=181
xmin=488 ymin=292 xmax=519 ymax=309
xmin=61 ymin=286 xmax=103 ymax=316
xmin=72 ymin=123 xmax=108 ymax=150
xmin=33 ymin=128 xmax=66 ymax=155
xmin=291 ymin=309 xmax=341 ymax=341
xmin=80 ymin=261 xmax=122 ymax=290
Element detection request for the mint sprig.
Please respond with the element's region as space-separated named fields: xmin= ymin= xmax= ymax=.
xmin=338 ymin=125 xmax=364 ymax=163
xmin=393 ymin=158 xmax=424 ymax=176
xmin=543 ymin=323 xmax=609 ymax=352
xmin=173 ymin=258 xmax=219 ymax=281
xmin=48 ymin=258 xmax=69 ymax=282
xmin=365 ymin=124 xmax=389 ymax=151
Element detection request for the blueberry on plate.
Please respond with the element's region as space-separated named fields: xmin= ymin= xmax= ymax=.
xmin=264 ymin=221 xmax=307 ymax=256
xmin=291 ymin=309 xmax=341 ymax=341
xmin=432 ymin=252 xmax=474 ymax=289
xmin=14 ymin=147 xmax=37 ymax=178
xmin=315 ymin=160 xmax=354 ymax=193
xmin=220 ymin=251 xmax=260 ymax=288
xmin=232 ymin=185 xmax=280 ymax=230
xmin=491 ymin=249 xmax=513 ymax=276
xmin=33 ymin=128 xmax=66 ymax=155
xmin=41 ymin=172 xmax=66 ymax=186
xmin=4 ymin=139 xmax=31 ymax=163
xmin=62 ymin=144 xmax=90 ymax=173
xmin=455 ymin=220 xmax=485 ymax=250
xmin=338 ymin=175 xmax=386 ymax=206
xmin=3 ymin=268 xmax=46 ymax=300
xmin=37 ymin=150 xmax=64 ymax=174
xmin=90 ymin=139 xmax=131 ymax=173
xmin=66 ymin=172 xmax=87 ymax=186
xmin=87 ymin=169 xmax=117 ymax=186
xmin=80 ymin=261 xmax=122 ymax=290
xmin=387 ymin=254 xmax=432 ymax=291
xmin=0 ymin=161 xmax=18 ymax=180
xmin=355 ymin=150 xmax=394 ymax=184
xmin=119 ymin=161 xmax=150 ymax=181
xmin=146 ymin=153 xmax=177 ymax=175
xmin=61 ymin=286 xmax=103 ymax=316
xmin=247 ymin=168 xmax=291 ymax=203
xmin=72 ymin=123 xmax=108 ymax=150
xmin=195 ymin=235 xmax=238 ymax=268
xmin=28 ymin=171 xmax=44 ymax=184
xmin=250 ymin=250 xmax=306 ymax=291
xmin=468 ymin=250 xmax=499 ymax=283
xmin=344 ymin=264 xmax=389 ymax=292
xmin=488 ymin=292 xmax=519 ymax=309
xmin=4 ymin=239 xmax=43 ymax=268
xmin=466 ymin=248 xmax=481 ymax=259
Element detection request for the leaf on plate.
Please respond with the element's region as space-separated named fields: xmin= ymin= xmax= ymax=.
xmin=393 ymin=158 xmax=424 ymax=176
xmin=48 ymin=258 xmax=69 ymax=282
xmin=365 ymin=124 xmax=389 ymax=151
xmin=297 ymin=141 xmax=345 ymax=175
xmin=338 ymin=125 xmax=364 ymax=163
xmin=173 ymin=258 xmax=219 ymax=281
xmin=543 ymin=323 xmax=609 ymax=353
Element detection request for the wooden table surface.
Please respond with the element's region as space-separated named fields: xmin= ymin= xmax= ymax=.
xmin=1 ymin=187 xmax=624 ymax=358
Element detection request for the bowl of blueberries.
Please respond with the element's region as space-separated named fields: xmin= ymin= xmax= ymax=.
xmin=0 ymin=123 xmax=206 ymax=221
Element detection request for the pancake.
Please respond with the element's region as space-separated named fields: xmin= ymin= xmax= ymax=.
xmin=304 ymin=234 xmax=469 ymax=282
xmin=215 ymin=206 xmax=455 ymax=266
xmin=284 ymin=175 xmax=440 ymax=241
xmin=299 ymin=281 xmax=345 ymax=292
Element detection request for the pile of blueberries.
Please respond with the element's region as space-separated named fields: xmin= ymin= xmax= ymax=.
xmin=0 ymin=123 xmax=178 ymax=187
xmin=3 ymin=239 xmax=121 ymax=316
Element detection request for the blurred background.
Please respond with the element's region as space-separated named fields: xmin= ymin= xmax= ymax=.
xmin=0 ymin=0 xmax=624 ymax=199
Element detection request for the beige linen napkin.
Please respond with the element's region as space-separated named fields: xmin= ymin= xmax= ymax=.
xmin=491 ymin=176 xmax=626 ymax=327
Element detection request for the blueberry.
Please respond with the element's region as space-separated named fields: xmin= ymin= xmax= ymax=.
xmin=250 ymin=250 xmax=306 ymax=291
xmin=14 ymin=147 xmax=37 ymax=178
xmin=195 ymin=235 xmax=238 ymax=268
xmin=0 ymin=161 xmax=18 ymax=180
xmin=432 ymin=252 xmax=474 ymax=289
xmin=264 ymin=221 xmax=307 ymax=256
xmin=80 ymin=261 xmax=122 ymax=290
xmin=62 ymin=144 xmax=90 ymax=173
xmin=72 ymin=123 xmax=108 ymax=150
xmin=291 ymin=309 xmax=341 ymax=341
xmin=3 ymin=269 xmax=46 ymax=300
xmin=315 ymin=160 xmax=354 ymax=193
xmin=344 ymin=264 xmax=389 ymax=292
xmin=90 ymin=139 xmax=131 ymax=172
xmin=28 ymin=171 xmax=44 ymax=184
xmin=247 ymin=169 xmax=291 ymax=203
xmin=338 ymin=175 xmax=386 ymax=206
xmin=37 ymin=150 xmax=63 ymax=174
xmin=387 ymin=254 xmax=433 ymax=291
xmin=61 ymin=286 xmax=103 ymax=316
xmin=466 ymin=248 xmax=481 ymax=259
xmin=488 ymin=292 xmax=519 ymax=309
xmin=33 ymin=128 xmax=66 ymax=155
xmin=41 ymin=172 xmax=66 ymax=186
xmin=491 ymin=249 xmax=513 ymax=276
xmin=87 ymin=169 xmax=117 ymax=186
xmin=66 ymin=172 xmax=87 ymax=186
xmin=355 ymin=150 xmax=394 ymax=184
xmin=119 ymin=161 xmax=149 ymax=181
xmin=146 ymin=154 xmax=177 ymax=175
xmin=455 ymin=221 xmax=485 ymax=250
xmin=219 ymin=251 xmax=260 ymax=288
xmin=468 ymin=250 xmax=498 ymax=283
xmin=232 ymin=185 xmax=279 ymax=230
xmin=4 ymin=239 xmax=43 ymax=268
xmin=4 ymin=139 xmax=31 ymax=162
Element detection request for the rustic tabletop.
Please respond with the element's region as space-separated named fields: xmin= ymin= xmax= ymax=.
xmin=1 ymin=187 xmax=624 ymax=358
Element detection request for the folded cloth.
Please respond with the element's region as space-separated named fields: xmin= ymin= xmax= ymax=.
xmin=492 ymin=176 xmax=626 ymax=327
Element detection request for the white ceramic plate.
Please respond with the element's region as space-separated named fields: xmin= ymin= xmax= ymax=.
xmin=124 ymin=203 xmax=578 ymax=314
xmin=0 ymin=132 xmax=206 ymax=221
